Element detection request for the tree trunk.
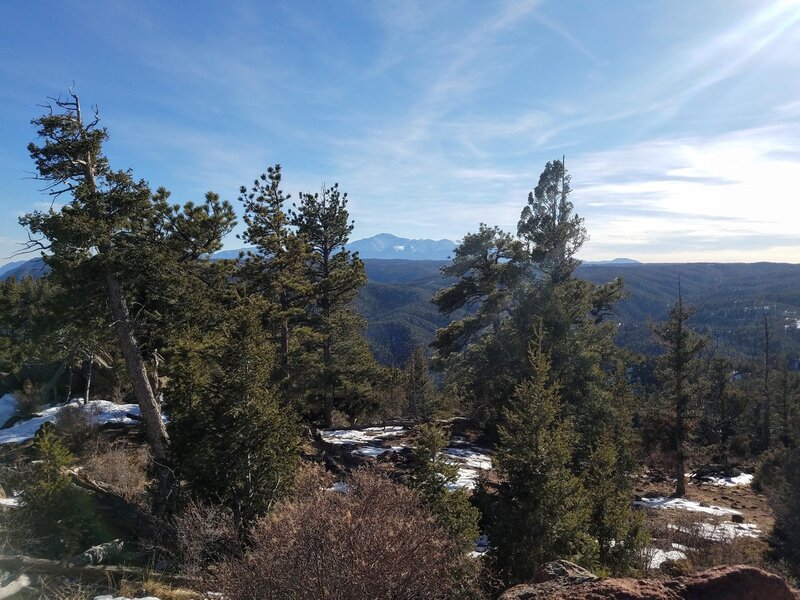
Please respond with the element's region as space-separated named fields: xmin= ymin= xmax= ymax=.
xmin=762 ymin=312 xmax=771 ymax=450
xmin=675 ymin=385 xmax=687 ymax=497
xmin=84 ymin=354 xmax=93 ymax=404
xmin=104 ymin=274 xmax=175 ymax=513
xmin=323 ymin=338 xmax=334 ymax=427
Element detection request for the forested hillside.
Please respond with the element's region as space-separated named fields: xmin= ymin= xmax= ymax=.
xmin=358 ymin=260 xmax=800 ymax=365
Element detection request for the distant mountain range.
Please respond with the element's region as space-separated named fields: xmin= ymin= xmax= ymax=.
xmin=347 ymin=233 xmax=457 ymax=260
xmin=0 ymin=233 xmax=459 ymax=280
xmin=0 ymin=260 xmax=28 ymax=279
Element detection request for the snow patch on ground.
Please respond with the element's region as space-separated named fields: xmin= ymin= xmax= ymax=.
xmin=352 ymin=445 xmax=405 ymax=458
xmin=470 ymin=534 xmax=490 ymax=559
xmin=668 ymin=521 xmax=762 ymax=541
xmin=648 ymin=544 xmax=688 ymax=569
xmin=0 ymin=394 xmax=18 ymax=428
xmin=0 ymin=399 xmax=146 ymax=445
xmin=441 ymin=446 xmax=492 ymax=491
xmin=326 ymin=481 xmax=349 ymax=493
xmin=320 ymin=426 xmax=406 ymax=445
xmin=0 ymin=496 xmax=19 ymax=507
xmin=692 ymin=472 xmax=754 ymax=487
xmin=634 ymin=496 xmax=741 ymax=516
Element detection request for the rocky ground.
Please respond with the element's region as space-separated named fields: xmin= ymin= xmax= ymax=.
xmin=500 ymin=560 xmax=800 ymax=600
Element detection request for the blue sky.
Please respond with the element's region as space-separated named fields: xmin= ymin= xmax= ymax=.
xmin=1 ymin=0 xmax=799 ymax=265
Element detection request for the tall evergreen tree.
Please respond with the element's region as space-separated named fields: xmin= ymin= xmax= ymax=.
xmin=436 ymin=159 xmax=642 ymax=577
xmin=653 ymin=287 xmax=705 ymax=497
xmin=19 ymin=91 xmax=236 ymax=511
xmin=409 ymin=423 xmax=480 ymax=551
xmin=517 ymin=158 xmax=586 ymax=285
xmin=403 ymin=347 xmax=439 ymax=421
xmin=761 ymin=310 xmax=773 ymax=450
xmin=432 ymin=159 xmax=625 ymax=439
xmin=168 ymin=299 xmax=299 ymax=530
xmin=486 ymin=343 xmax=595 ymax=584
xmin=238 ymin=165 xmax=312 ymax=386
xmin=289 ymin=184 xmax=376 ymax=425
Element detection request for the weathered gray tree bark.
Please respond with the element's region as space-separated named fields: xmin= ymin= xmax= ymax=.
xmin=105 ymin=274 xmax=175 ymax=512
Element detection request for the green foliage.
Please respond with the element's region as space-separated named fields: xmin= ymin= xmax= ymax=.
xmin=288 ymin=183 xmax=380 ymax=425
xmin=432 ymin=160 xmax=626 ymax=439
xmin=168 ymin=300 xmax=300 ymax=529
xmin=485 ymin=347 xmax=596 ymax=584
xmin=652 ymin=290 xmax=706 ymax=496
xmin=16 ymin=428 xmax=103 ymax=558
xmin=403 ymin=347 xmax=439 ymax=421
xmin=762 ymin=446 xmax=800 ymax=577
xmin=409 ymin=424 xmax=480 ymax=551
xmin=19 ymin=92 xmax=238 ymax=514
xmin=238 ymin=165 xmax=314 ymax=387
xmin=517 ymin=159 xmax=585 ymax=285
xmin=585 ymin=429 xmax=647 ymax=575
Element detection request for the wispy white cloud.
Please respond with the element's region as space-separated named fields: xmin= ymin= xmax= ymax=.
xmin=572 ymin=124 xmax=800 ymax=261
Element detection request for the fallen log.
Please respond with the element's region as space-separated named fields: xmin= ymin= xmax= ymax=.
xmin=69 ymin=539 xmax=124 ymax=566
xmin=0 ymin=554 xmax=198 ymax=588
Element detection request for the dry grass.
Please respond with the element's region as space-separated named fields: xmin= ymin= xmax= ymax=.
xmin=641 ymin=510 xmax=768 ymax=576
xmin=82 ymin=442 xmax=151 ymax=507
xmin=119 ymin=579 xmax=203 ymax=600
xmin=33 ymin=578 xmax=105 ymax=600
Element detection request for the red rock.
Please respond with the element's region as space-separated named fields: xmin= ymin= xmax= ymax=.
xmin=499 ymin=563 xmax=800 ymax=600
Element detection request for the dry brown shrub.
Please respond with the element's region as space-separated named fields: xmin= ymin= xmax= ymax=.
xmin=34 ymin=577 xmax=104 ymax=600
xmin=172 ymin=499 xmax=242 ymax=575
xmin=213 ymin=469 xmax=481 ymax=600
xmin=16 ymin=379 xmax=43 ymax=415
xmin=83 ymin=442 xmax=150 ymax=507
xmin=292 ymin=461 xmax=335 ymax=497
xmin=54 ymin=403 xmax=98 ymax=452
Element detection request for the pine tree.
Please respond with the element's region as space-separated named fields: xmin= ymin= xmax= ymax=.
xmin=517 ymin=158 xmax=586 ymax=285
xmin=409 ymin=424 xmax=480 ymax=551
xmin=403 ymin=347 xmax=438 ymax=421
xmin=435 ymin=159 xmax=642 ymax=579
xmin=584 ymin=429 xmax=646 ymax=574
xmin=433 ymin=160 xmax=625 ymax=440
xmin=487 ymin=343 xmax=595 ymax=584
xmin=238 ymin=165 xmax=313 ymax=386
xmin=19 ymin=90 xmax=237 ymax=512
xmin=16 ymin=428 xmax=102 ymax=557
xmin=653 ymin=287 xmax=705 ymax=497
xmin=168 ymin=299 xmax=299 ymax=530
xmin=289 ymin=184 xmax=376 ymax=426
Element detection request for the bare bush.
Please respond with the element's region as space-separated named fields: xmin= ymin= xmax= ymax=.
xmin=83 ymin=442 xmax=150 ymax=506
xmin=172 ymin=500 xmax=242 ymax=575
xmin=291 ymin=461 xmax=335 ymax=497
xmin=34 ymin=578 xmax=105 ymax=600
xmin=15 ymin=379 xmax=43 ymax=415
xmin=213 ymin=469 xmax=481 ymax=600
xmin=54 ymin=403 xmax=97 ymax=452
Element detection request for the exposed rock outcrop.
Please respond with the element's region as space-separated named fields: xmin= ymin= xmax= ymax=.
xmin=500 ymin=563 xmax=799 ymax=600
